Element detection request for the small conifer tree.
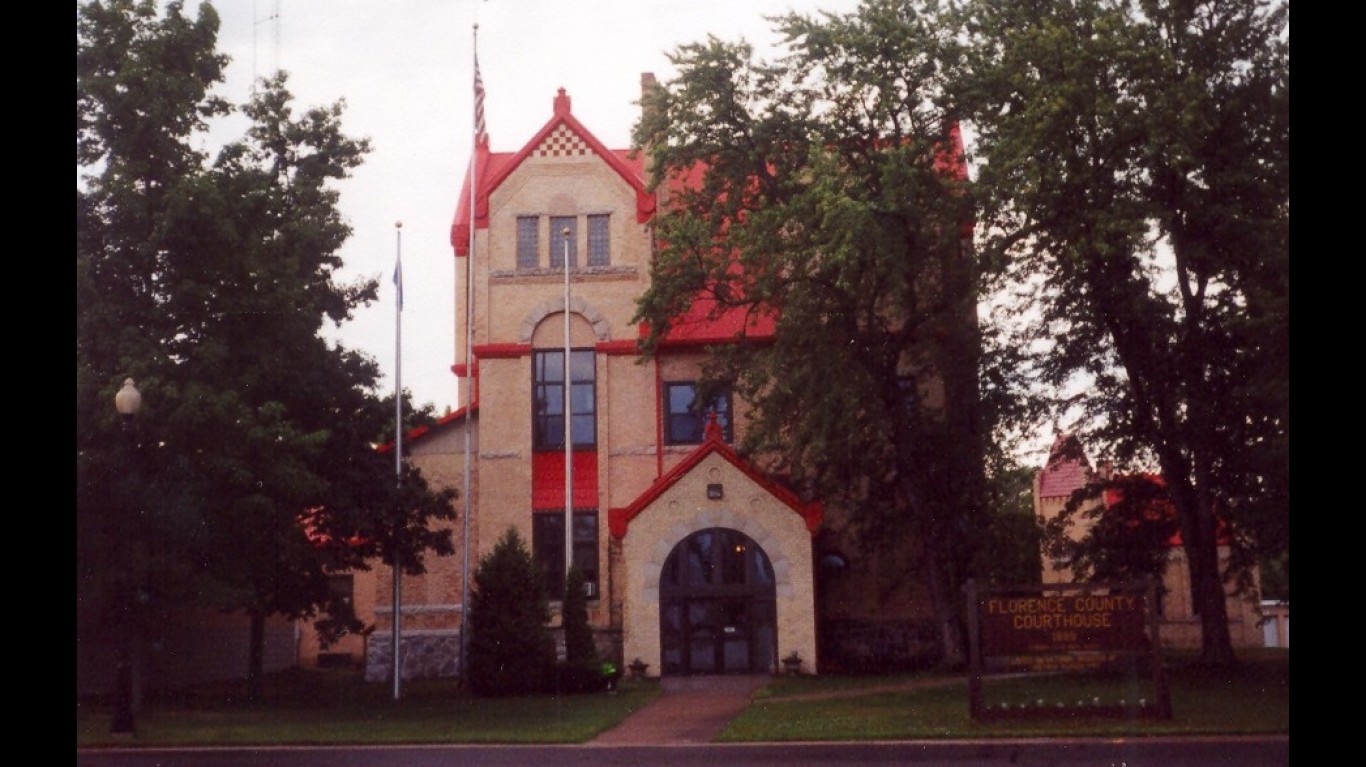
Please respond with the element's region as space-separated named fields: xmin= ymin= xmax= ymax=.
xmin=562 ymin=567 xmax=597 ymax=666
xmin=558 ymin=567 xmax=605 ymax=692
xmin=467 ymin=527 xmax=553 ymax=696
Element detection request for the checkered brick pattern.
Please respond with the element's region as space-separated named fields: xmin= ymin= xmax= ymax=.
xmin=536 ymin=125 xmax=590 ymax=157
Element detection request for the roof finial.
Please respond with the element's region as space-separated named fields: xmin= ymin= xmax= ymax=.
xmin=704 ymin=410 xmax=723 ymax=443
xmin=554 ymin=87 xmax=571 ymax=116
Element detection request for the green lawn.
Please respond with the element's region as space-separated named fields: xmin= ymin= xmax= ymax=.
xmin=77 ymin=650 xmax=1288 ymax=747
xmin=719 ymin=649 xmax=1289 ymax=741
xmin=76 ymin=671 xmax=661 ymax=747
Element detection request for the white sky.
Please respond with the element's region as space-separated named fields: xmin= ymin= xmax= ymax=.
xmin=203 ymin=0 xmax=863 ymax=415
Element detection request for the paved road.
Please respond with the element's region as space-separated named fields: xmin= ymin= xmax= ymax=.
xmin=77 ymin=737 xmax=1289 ymax=766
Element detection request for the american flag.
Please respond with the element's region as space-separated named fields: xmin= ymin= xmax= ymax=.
xmin=474 ymin=53 xmax=487 ymax=146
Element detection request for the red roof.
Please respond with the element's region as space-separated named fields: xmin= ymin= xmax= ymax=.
xmin=450 ymin=88 xmax=654 ymax=256
xmin=609 ymin=416 xmax=822 ymax=539
xmin=1036 ymin=433 xmax=1093 ymax=498
xmin=376 ymin=404 xmax=476 ymax=454
xmin=644 ymin=123 xmax=970 ymax=346
xmin=1039 ymin=435 xmax=1230 ymax=547
xmin=450 ymin=86 xmax=971 ymax=351
xmin=1101 ymin=473 xmax=1229 ymax=547
xmin=645 ymin=293 xmax=778 ymax=347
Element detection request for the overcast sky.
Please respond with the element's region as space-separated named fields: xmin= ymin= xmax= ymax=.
xmin=200 ymin=0 xmax=863 ymax=415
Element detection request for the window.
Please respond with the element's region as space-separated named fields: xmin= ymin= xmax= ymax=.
xmin=516 ymin=216 xmax=539 ymax=269
xmin=660 ymin=528 xmax=774 ymax=592
xmin=549 ymin=215 xmax=578 ymax=267
xmin=664 ymin=382 xmax=732 ymax=444
xmin=534 ymin=349 xmax=596 ymax=450
xmin=587 ymin=214 xmax=610 ymax=266
xmin=327 ymin=574 xmax=355 ymax=617
xmin=533 ymin=511 xmax=599 ymax=599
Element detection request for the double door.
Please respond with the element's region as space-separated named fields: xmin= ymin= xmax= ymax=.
xmin=659 ymin=527 xmax=778 ymax=675
xmin=678 ymin=598 xmax=757 ymax=674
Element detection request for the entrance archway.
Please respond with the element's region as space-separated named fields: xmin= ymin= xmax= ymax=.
xmin=658 ymin=528 xmax=776 ymax=675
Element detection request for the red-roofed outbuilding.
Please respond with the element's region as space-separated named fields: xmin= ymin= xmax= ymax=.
xmin=1033 ymin=434 xmax=1266 ymax=650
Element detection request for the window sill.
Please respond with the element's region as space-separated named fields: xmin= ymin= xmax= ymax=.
xmin=491 ymin=266 xmax=638 ymax=281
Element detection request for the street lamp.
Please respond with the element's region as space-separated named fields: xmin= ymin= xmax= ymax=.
xmin=111 ymin=378 xmax=140 ymax=736
xmin=115 ymin=378 xmax=142 ymax=420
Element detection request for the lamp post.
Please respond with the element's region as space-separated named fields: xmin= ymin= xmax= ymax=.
xmin=111 ymin=378 xmax=141 ymax=736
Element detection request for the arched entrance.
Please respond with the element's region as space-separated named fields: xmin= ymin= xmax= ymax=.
xmin=659 ymin=528 xmax=776 ymax=675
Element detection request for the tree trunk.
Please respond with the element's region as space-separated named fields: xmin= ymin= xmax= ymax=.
xmin=1185 ymin=489 xmax=1237 ymax=666
xmin=1163 ymin=458 xmax=1237 ymax=667
xmin=924 ymin=544 xmax=966 ymax=669
xmin=247 ymin=611 xmax=265 ymax=702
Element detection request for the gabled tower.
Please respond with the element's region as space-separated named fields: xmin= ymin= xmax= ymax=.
xmin=434 ymin=84 xmax=819 ymax=676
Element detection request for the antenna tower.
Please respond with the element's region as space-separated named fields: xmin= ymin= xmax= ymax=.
xmin=252 ymin=0 xmax=282 ymax=94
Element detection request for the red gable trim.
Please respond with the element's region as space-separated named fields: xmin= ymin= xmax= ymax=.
xmin=375 ymin=403 xmax=476 ymax=454
xmin=451 ymin=88 xmax=656 ymax=258
xmin=479 ymin=89 xmax=653 ymax=223
xmin=451 ymin=144 xmax=516 ymax=257
xmin=609 ymin=429 xmax=822 ymax=539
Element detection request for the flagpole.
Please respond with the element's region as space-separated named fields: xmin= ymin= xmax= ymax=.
xmin=460 ymin=24 xmax=482 ymax=687
xmin=563 ymin=227 xmax=573 ymax=590
xmin=392 ymin=220 xmax=404 ymax=701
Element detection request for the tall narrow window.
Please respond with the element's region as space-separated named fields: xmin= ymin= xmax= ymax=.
xmin=327 ymin=574 xmax=355 ymax=614
xmin=533 ymin=349 xmax=596 ymax=450
xmin=549 ymin=215 xmax=578 ymax=268
xmin=587 ymin=214 xmax=610 ymax=266
xmin=533 ymin=511 xmax=599 ymax=599
xmin=664 ymin=382 xmax=732 ymax=444
xmin=516 ymin=216 xmax=539 ymax=269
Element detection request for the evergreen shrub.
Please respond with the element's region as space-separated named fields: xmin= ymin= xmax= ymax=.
xmin=467 ymin=527 xmax=554 ymax=696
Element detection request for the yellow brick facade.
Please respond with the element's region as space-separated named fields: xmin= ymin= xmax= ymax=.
xmin=306 ymin=86 xmax=823 ymax=680
xmin=619 ymin=451 xmax=819 ymax=674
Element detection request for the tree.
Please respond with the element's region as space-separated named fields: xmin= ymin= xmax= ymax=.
xmin=556 ymin=566 xmax=607 ymax=693
xmin=1043 ymin=474 xmax=1182 ymax=586
xmin=953 ymin=0 xmax=1289 ymax=665
xmin=77 ymin=0 xmax=454 ymax=700
xmin=467 ymin=528 xmax=554 ymax=697
xmin=633 ymin=0 xmax=986 ymax=667
xmin=974 ymin=460 xmax=1043 ymax=585
xmin=562 ymin=567 xmax=598 ymax=667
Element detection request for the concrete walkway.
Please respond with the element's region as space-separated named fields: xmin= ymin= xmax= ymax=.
xmin=591 ymin=675 xmax=771 ymax=745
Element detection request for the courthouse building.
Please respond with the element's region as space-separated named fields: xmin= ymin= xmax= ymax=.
xmin=311 ymin=77 xmax=972 ymax=680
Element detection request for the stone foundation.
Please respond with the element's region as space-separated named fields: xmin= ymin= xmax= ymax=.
xmin=364 ymin=630 xmax=461 ymax=682
xmin=547 ymin=626 xmax=623 ymax=666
